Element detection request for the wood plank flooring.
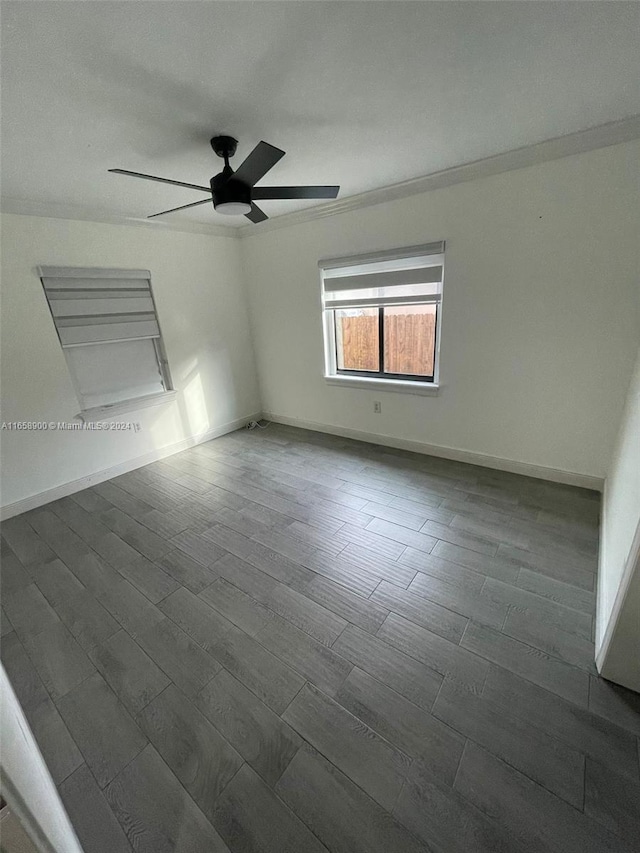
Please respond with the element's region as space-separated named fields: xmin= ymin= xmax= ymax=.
xmin=2 ymin=423 xmax=639 ymax=853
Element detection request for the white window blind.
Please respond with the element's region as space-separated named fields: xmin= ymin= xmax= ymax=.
xmin=37 ymin=266 xmax=160 ymax=347
xmin=320 ymin=242 xmax=444 ymax=308
xmin=38 ymin=266 xmax=172 ymax=413
xmin=64 ymin=340 xmax=166 ymax=409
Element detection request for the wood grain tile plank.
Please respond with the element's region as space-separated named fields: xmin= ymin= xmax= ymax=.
xmin=203 ymin=523 xmax=314 ymax=587
xmin=296 ymin=573 xmax=389 ymax=634
xmin=502 ymin=609 xmax=596 ymax=674
xmin=496 ymin=542 xmax=595 ymax=590
xmin=57 ymin=672 xmax=146 ymax=788
xmin=256 ymin=614 xmax=353 ymax=696
xmin=394 ymin=758 xmax=526 ymax=853
xmin=0 ymin=548 xmax=33 ymax=594
xmin=59 ymin=764 xmax=134 ymax=853
xmin=159 ymin=587 xmax=234 ymax=652
xmin=105 ymin=745 xmax=230 ymax=853
xmin=1 ymin=515 xmax=56 ymax=565
xmin=23 ymin=622 xmax=95 ymax=701
xmin=114 ymin=555 xmax=180 ymax=604
xmin=588 ymin=675 xmax=640 ymax=737
xmin=282 ymin=519 xmax=348 ymax=557
xmin=337 ymin=667 xmax=464 ymax=785
xmin=450 ymin=513 xmax=530 ymax=549
xmin=399 ymin=548 xmax=488 ymax=593
xmin=212 ymin=763 xmax=329 ymax=853
xmin=90 ymin=629 xmax=170 ymax=714
xmin=433 ymin=680 xmax=585 ymax=807
xmin=135 ymin=618 xmax=220 ymax=700
xmin=455 ymin=741 xmax=634 ymax=853
xmin=339 ymin=543 xmax=417 ymax=587
xmin=282 ymin=683 xmax=410 ymax=812
xmin=91 ymin=577 xmax=165 ymax=639
xmin=333 ymin=624 xmax=442 ymax=712
xmin=407 ymin=572 xmax=508 ymax=629
xmin=170 ymin=528 xmax=227 ymax=567
xmin=137 ymin=507 xmax=193 ymax=538
xmin=366 ymin=518 xmax=438 ymax=554
xmin=94 ymin=481 xmax=157 ymax=519
xmin=156 ymin=548 xmax=220 ymax=593
xmin=27 ymin=695 xmax=84 ymax=784
xmin=360 ymin=500 xmax=430 ymax=531
xmin=197 ymin=669 xmax=301 ymax=787
xmin=482 ymin=577 xmax=592 ymax=639
xmin=515 ymin=567 xmax=595 ymax=615
xmin=483 ymin=666 xmax=640 ymax=780
xmin=210 ymin=624 xmax=305 ymax=714
xmin=275 ymin=744 xmax=430 ymax=853
xmin=0 ymin=606 xmax=13 ymax=637
xmin=334 ymin=521 xmax=407 ymax=559
xmin=1 ymin=631 xmax=49 ymax=711
xmin=584 ymin=758 xmax=640 ymax=839
xmin=378 ymin=613 xmax=489 ymax=694
xmin=70 ymin=488 xmax=114 ymax=514
xmin=4 ymin=582 xmax=61 ymax=640
xmin=213 ymin=552 xmax=347 ymax=645
xmin=432 ymin=541 xmax=519 ymax=583
xmin=371 ymin=581 xmax=468 ymax=642
xmin=137 ymin=684 xmax=242 ymax=821
xmin=302 ymin=549 xmax=381 ymax=597
xmin=200 ymin=578 xmax=275 ymax=637
xmin=461 ymin=621 xmax=589 ymax=707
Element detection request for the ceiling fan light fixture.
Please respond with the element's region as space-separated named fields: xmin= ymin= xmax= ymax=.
xmin=214 ymin=200 xmax=252 ymax=216
xmin=111 ymin=136 xmax=339 ymax=223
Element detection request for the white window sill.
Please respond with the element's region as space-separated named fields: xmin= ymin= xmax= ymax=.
xmin=324 ymin=375 xmax=440 ymax=396
xmin=77 ymin=390 xmax=177 ymax=423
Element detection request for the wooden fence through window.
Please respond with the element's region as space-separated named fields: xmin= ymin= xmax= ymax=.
xmin=339 ymin=309 xmax=436 ymax=375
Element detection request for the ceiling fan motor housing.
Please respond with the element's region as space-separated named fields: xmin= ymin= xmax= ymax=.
xmin=210 ymin=171 xmax=251 ymax=211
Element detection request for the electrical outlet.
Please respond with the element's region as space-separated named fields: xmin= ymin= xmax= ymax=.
xmin=373 ymin=401 xmax=381 ymax=413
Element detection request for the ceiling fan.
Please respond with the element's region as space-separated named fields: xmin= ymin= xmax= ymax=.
xmin=109 ymin=136 xmax=340 ymax=224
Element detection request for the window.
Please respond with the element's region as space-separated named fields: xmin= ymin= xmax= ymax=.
xmin=320 ymin=242 xmax=444 ymax=388
xmin=38 ymin=266 xmax=173 ymax=416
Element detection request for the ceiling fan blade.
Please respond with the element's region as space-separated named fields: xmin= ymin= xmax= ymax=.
xmin=147 ymin=199 xmax=212 ymax=219
xmin=233 ymin=142 xmax=285 ymax=187
xmin=109 ymin=169 xmax=212 ymax=193
xmin=252 ymin=186 xmax=340 ymax=200
xmin=245 ymin=203 xmax=269 ymax=224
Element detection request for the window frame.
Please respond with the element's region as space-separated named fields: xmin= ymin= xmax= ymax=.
xmin=332 ymin=302 xmax=438 ymax=383
xmin=320 ymin=243 xmax=444 ymax=390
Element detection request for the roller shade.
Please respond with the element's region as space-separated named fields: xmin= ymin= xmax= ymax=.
xmin=323 ymin=264 xmax=443 ymax=293
xmin=38 ymin=266 xmax=160 ymax=347
xmin=321 ymin=243 xmax=444 ymax=309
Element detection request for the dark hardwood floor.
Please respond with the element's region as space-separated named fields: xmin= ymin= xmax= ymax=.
xmin=2 ymin=424 xmax=639 ymax=853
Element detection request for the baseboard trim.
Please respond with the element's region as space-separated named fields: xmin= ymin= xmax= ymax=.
xmin=263 ymin=412 xmax=604 ymax=492
xmin=0 ymin=412 xmax=260 ymax=520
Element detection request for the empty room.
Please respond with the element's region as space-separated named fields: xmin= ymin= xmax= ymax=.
xmin=1 ymin=2 xmax=639 ymax=852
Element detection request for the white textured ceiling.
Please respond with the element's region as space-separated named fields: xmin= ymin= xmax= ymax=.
xmin=2 ymin=1 xmax=639 ymax=229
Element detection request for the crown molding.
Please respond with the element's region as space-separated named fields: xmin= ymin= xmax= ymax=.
xmin=0 ymin=197 xmax=238 ymax=238
xmin=238 ymin=115 xmax=640 ymax=238
xmin=3 ymin=116 xmax=638 ymax=240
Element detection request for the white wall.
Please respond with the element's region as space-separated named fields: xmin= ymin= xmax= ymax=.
xmin=241 ymin=140 xmax=640 ymax=483
xmin=596 ymin=346 xmax=640 ymax=691
xmin=0 ymin=213 xmax=260 ymax=513
xmin=0 ymin=665 xmax=83 ymax=853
